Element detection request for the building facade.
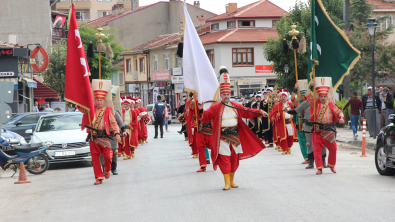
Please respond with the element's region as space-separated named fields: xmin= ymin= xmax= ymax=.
xmin=201 ymin=0 xmax=287 ymax=98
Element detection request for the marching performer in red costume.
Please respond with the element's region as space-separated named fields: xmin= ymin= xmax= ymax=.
xmin=186 ymin=94 xmax=198 ymax=158
xmin=305 ymin=77 xmax=345 ymax=175
xmin=197 ymin=69 xmax=267 ymax=190
xmin=186 ymin=96 xmax=214 ymax=172
xmin=269 ymin=89 xmax=297 ymax=155
xmin=122 ymin=97 xmax=138 ymax=159
xmin=78 ymin=80 xmax=121 ymax=185
xmin=118 ymin=97 xmax=128 ymax=157
xmin=135 ymin=97 xmax=149 ymax=145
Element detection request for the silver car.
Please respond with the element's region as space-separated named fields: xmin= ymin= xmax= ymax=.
xmin=27 ymin=112 xmax=91 ymax=163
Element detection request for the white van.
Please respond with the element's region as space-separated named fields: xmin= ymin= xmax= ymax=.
xmin=146 ymin=103 xmax=172 ymax=125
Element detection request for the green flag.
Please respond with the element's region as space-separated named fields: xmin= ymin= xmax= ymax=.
xmin=308 ymin=0 xmax=360 ymax=90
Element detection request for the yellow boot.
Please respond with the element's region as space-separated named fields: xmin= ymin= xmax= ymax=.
xmin=278 ymin=149 xmax=283 ymax=152
xmin=145 ymin=140 xmax=148 ymax=143
xmin=193 ymin=154 xmax=198 ymax=158
xmin=122 ymin=151 xmax=126 ymax=157
xmin=141 ymin=140 xmax=144 ymax=145
xmin=229 ymin=172 xmax=238 ymax=188
xmin=282 ymin=150 xmax=288 ymax=155
xmin=117 ymin=153 xmax=121 ymax=157
xmin=288 ymin=148 xmax=291 ymax=154
xmin=124 ymin=155 xmax=131 ymax=160
xmin=223 ymin=174 xmax=231 ymax=190
xmin=131 ymin=152 xmax=135 ymax=158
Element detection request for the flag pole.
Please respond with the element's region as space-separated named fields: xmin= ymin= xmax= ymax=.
xmin=95 ymin=28 xmax=106 ymax=79
xmin=288 ymin=24 xmax=301 ymax=130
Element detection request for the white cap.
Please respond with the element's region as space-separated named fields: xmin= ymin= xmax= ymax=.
xmin=367 ymin=86 xmax=372 ymax=90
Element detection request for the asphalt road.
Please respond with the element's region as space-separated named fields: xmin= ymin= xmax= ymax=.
xmin=1 ymin=124 xmax=395 ymax=221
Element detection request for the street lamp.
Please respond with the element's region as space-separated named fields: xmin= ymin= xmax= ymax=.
xmin=284 ymin=64 xmax=289 ymax=89
xmin=366 ymin=18 xmax=378 ymax=139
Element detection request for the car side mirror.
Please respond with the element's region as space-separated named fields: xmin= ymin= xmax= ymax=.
xmin=25 ymin=129 xmax=33 ymax=134
xmin=16 ymin=122 xmax=22 ymax=126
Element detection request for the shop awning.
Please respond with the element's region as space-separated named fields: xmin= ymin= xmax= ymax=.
xmin=33 ymin=78 xmax=59 ymax=99
xmin=237 ymin=79 xmax=267 ymax=85
xmin=22 ymin=78 xmax=37 ymax=88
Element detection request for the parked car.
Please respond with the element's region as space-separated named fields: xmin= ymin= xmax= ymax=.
xmin=2 ymin=112 xmax=51 ymax=142
xmin=147 ymin=103 xmax=172 ymax=125
xmin=375 ymin=114 xmax=395 ymax=175
xmin=0 ymin=128 xmax=27 ymax=147
xmin=27 ymin=112 xmax=91 ymax=163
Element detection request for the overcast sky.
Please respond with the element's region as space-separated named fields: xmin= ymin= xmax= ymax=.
xmin=140 ymin=0 xmax=309 ymax=14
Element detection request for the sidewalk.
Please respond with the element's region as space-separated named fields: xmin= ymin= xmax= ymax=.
xmin=336 ymin=127 xmax=377 ymax=150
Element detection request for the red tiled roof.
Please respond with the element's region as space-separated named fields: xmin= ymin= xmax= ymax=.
xmin=89 ymin=1 xmax=217 ymax=27
xmin=207 ymin=0 xmax=288 ymax=22
xmin=368 ymin=0 xmax=395 ymax=10
xmin=33 ymin=78 xmax=59 ymax=99
xmin=113 ymin=60 xmax=124 ymax=67
xmin=121 ymin=34 xmax=180 ymax=55
xmin=200 ymin=28 xmax=278 ymax=45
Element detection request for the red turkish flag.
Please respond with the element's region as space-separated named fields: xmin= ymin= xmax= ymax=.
xmin=65 ymin=3 xmax=94 ymax=128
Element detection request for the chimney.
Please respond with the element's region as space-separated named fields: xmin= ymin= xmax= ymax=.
xmin=112 ymin=4 xmax=125 ymax=16
xmin=194 ymin=1 xmax=200 ymax=8
xmin=227 ymin=3 xmax=237 ymax=14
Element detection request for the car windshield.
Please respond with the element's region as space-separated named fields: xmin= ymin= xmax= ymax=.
xmin=36 ymin=115 xmax=83 ymax=132
xmin=5 ymin=114 xmax=23 ymax=124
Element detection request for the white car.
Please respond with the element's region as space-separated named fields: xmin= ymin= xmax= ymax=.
xmin=27 ymin=112 xmax=91 ymax=163
xmin=147 ymin=103 xmax=172 ymax=125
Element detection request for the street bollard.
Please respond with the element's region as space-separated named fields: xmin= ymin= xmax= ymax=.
xmin=361 ymin=118 xmax=367 ymax=157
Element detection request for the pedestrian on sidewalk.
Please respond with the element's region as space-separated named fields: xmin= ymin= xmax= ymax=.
xmin=164 ymin=100 xmax=169 ymax=132
xmin=362 ymin=87 xmax=381 ymax=137
xmin=153 ymin=95 xmax=165 ymax=138
xmin=382 ymin=88 xmax=394 ymax=126
xmin=343 ymin=91 xmax=363 ymax=140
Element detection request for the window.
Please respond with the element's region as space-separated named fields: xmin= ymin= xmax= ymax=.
xmin=227 ymin=21 xmax=236 ymax=29
xmin=211 ymin=23 xmax=219 ymax=31
xmin=98 ymin=11 xmax=112 ymax=18
xmin=206 ymin=50 xmax=214 ymax=68
xmin=232 ymin=48 xmax=254 ymax=66
xmin=238 ymin=20 xmax=255 ymax=27
xmin=272 ymin=20 xmax=280 ymax=28
xmin=18 ymin=115 xmax=38 ymax=125
xmin=176 ymin=54 xmax=183 ymax=67
xmin=126 ymin=59 xmax=131 ymax=73
xmin=119 ymin=72 xmax=125 ymax=85
xmin=111 ymin=73 xmax=118 ymax=85
xmin=75 ymin=11 xmax=87 ymax=22
xmin=134 ymin=59 xmax=138 ymax=71
xmin=139 ymin=58 xmax=145 ymax=72
xmin=153 ymin=55 xmax=158 ymax=72
xmin=98 ymin=0 xmax=111 ymax=1
xmin=163 ymin=53 xmax=170 ymax=71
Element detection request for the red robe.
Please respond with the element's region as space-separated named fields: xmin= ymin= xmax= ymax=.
xmin=137 ymin=106 xmax=148 ymax=141
xmin=269 ymin=102 xmax=297 ymax=144
xmin=200 ymin=102 xmax=266 ymax=163
xmin=122 ymin=109 xmax=138 ymax=148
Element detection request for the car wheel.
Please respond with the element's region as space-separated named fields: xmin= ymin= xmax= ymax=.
xmin=375 ymin=142 xmax=395 ymax=175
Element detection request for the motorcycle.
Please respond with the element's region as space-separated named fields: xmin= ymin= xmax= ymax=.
xmin=375 ymin=114 xmax=395 ymax=175
xmin=0 ymin=141 xmax=54 ymax=177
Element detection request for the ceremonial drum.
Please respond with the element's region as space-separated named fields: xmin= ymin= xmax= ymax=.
xmin=144 ymin=116 xmax=151 ymax=125
xmin=178 ymin=114 xmax=187 ymax=125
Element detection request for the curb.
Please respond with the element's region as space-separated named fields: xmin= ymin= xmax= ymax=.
xmin=336 ymin=138 xmax=376 ymax=150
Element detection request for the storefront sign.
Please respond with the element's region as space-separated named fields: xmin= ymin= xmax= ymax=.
xmin=255 ymin=65 xmax=273 ymax=73
xmin=127 ymin=84 xmax=139 ymax=93
xmin=174 ymin=84 xmax=185 ymax=93
xmin=157 ymin=82 xmax=167 ymax=87
xmin=237 ymin=79 xmax=267 ymax=85
xmin=171 ymin=76 xmax=184 ymax=83
xmin=0 ymin=49 xmax=14 ymax=57
xmin=0 ymin=72 xmax=15 ymax=77
xmin=152 ymin=71 xmax=170 ymax=81
xmin=171 ymin=67 xmax=183 ymax=76
xmin=51 ymin=102 xmax=66 ymax=112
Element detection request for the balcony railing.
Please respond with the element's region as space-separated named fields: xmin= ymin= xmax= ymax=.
xmin=52 ymin=27 xmax=68 ymax=39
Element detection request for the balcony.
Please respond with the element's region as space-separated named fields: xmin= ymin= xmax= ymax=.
xmin=56 ymin=0 xmax=91 ymax=10
xmin=117 ymin=1 xmax=132 ymax=9
xmin=52 ymin=27 xmax=68 ymax=40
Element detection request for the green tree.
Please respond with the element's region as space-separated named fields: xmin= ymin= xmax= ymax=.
xmin=263 ymin=1 xmax=310 ymax=90
xmin=78 ymin=23 xmax=129 ymax=80
xmin=350 ymin=0 xmax=374 ymax=26
xmin=42 ymin=40 xmax=67 ymax=100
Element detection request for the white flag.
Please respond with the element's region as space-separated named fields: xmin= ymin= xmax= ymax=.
xmin=183 ymin=3 xmax=219 ymax=110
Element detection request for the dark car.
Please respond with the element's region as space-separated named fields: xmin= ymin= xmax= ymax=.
xmin=2 ymin=112 xmax=50 ymax=142
xmin=375 ymin=114 xmax=395 ymax=175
